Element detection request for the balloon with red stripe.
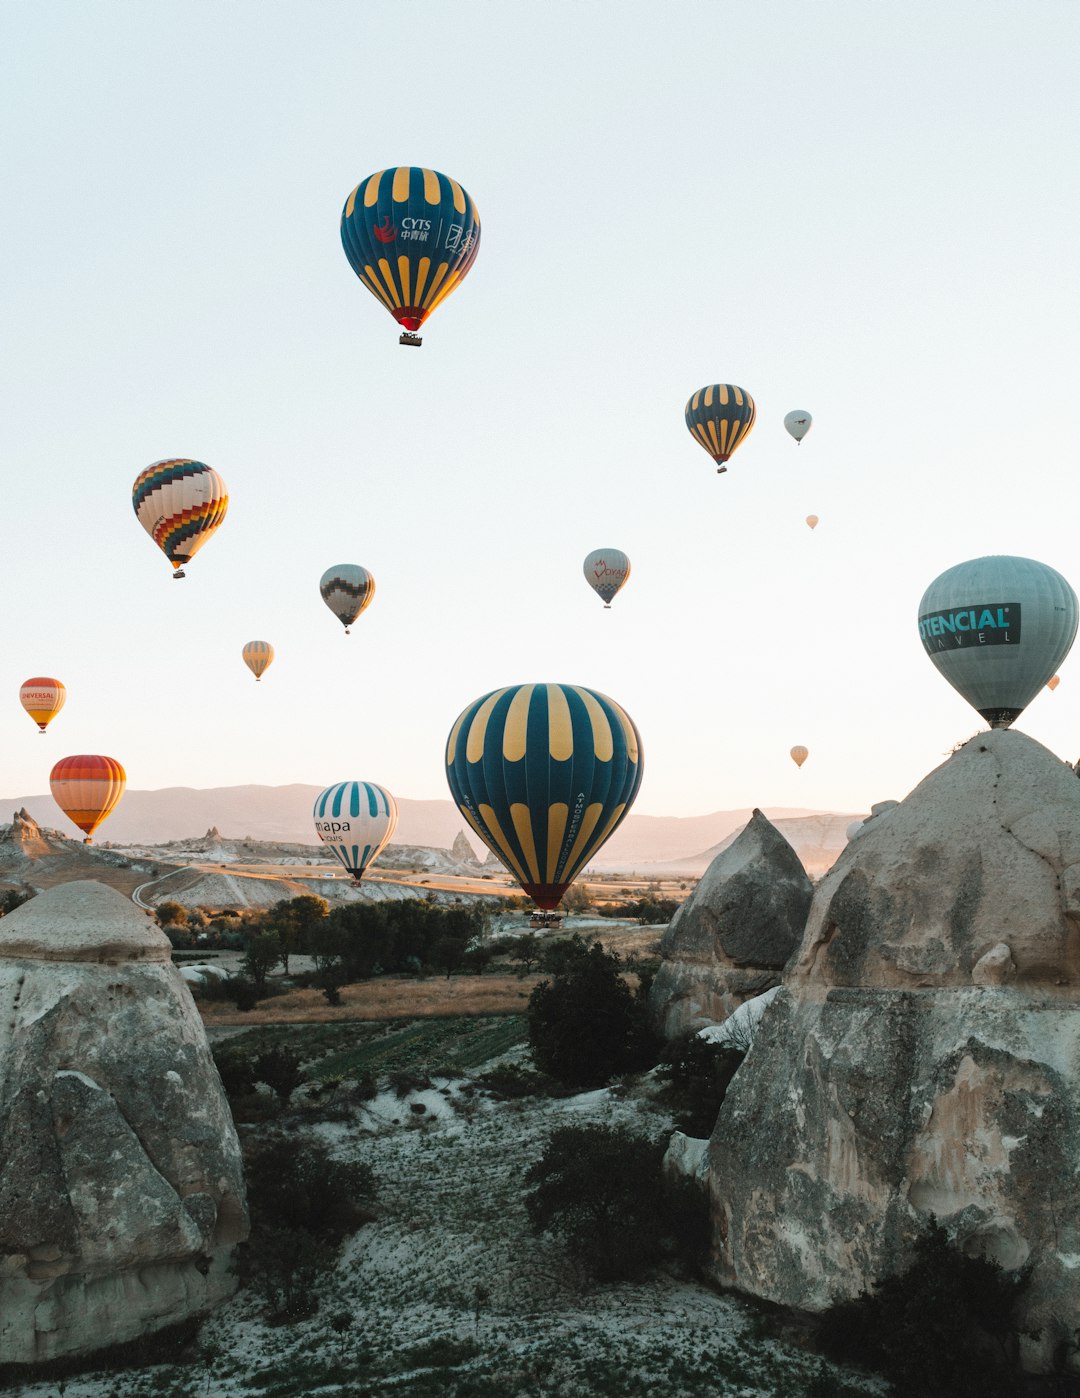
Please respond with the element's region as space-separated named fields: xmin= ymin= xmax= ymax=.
xmin=50 ymin=755 xmax=127 ymax=843
xmin=20 ymin=677 xmax=66 ymax=733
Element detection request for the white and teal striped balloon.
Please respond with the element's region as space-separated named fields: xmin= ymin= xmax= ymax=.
xmin=919 ymin=555 xmax=1078 ymax=728
xmin=313 ymin=781 xmax=399 ymax=881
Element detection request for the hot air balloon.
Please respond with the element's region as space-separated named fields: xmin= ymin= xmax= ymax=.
xmin=805 ymin=515 xmax=819 ymax=530
xmin=132 ymin=460 xmax=228 ymax=579
xmin=313 ymin=781 xmax=399 ymax=880
xmin=784 ymin=410 xmax=812 ymax=444
xmin=790 ymin=746 xmax=809 ymax=768
xmin=919 ymin=556 xmax=1078 ymax=728
xmin=50 ymin=755 xmax=126 ymax=844
xmin=583 ymin=549 xmax=630 ymax=608
xmin=20 ymin=677 xmax=66 ymax=733
xmin=340 ymin=166 xmax=481 ymax=347
xmin=320 ymin=565 xmax=375 ymax=633
xmin=242 ymin=641 xmax=274 ymax=682
xmin=846 ymin=819 xmax=866 ymax=841
xmin=445 ymin=684 xmax=643 ymax=911
xmin=1048 ymin=675 xmax=1061 ymax=691
xmin=685 ymin=385 xmax=756 ymax=473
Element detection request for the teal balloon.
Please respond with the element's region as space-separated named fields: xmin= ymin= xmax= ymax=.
xmin=919 ymin=555 xmax=1078 ymax=727
xmin=445 ymin=684 xmax=643 ymax=910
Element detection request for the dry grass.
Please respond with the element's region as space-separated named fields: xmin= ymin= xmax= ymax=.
xmin=197 ymin=973 xmax=545 ymax=1025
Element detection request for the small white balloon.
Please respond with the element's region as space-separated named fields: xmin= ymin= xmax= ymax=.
xmin=784 ymin=410 xmax=813 ymax=444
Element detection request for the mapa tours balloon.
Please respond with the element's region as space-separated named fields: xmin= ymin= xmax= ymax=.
xmin=1048 ymin=675 xmax=1061 ymax=692
xmin=242 ymin=641 xmax=274 ymax=681
xmin=340 ymin=165 xmax=480 ymax=346
xmin=784 ymin=410 xmax=813 ymax=444
xmin=313 ymin=781 xmax=399 ymax=881
xmin=50 ymin=755 xmax=126 ymax=844
xmin=583 ymin=549 xmax=630 ymax=608
xmin=445 ymin=683 xmax=643 ymax=911
xmin=20 ymin=677 xmax=66 ymax=733
xmin=919 ymin=555 xmax=1078 ymax=728
xmin=320 ymin=565 xmax=375 ymax=634
xmin=790 ymin=745 xmax=809 ymax=768
xmin=132 ymin=460 xmax=228 ymax=579
xmin=685 ymin=384 xmax=756 ymax=473
xmin=805 ymin=515 xmax=819 ymax=530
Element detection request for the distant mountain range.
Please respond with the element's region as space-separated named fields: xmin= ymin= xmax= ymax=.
xmin=0 ymin=786 xmax=863 ymax=875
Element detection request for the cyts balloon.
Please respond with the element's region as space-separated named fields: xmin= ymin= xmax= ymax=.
xmin=341 ymin=166 xmax=480 ymax=346
xmin=685 ymin=384 xmax=756 ymax=473
xmin=445 ymin=683 xmax=643 ymax=910
xmin=313 ymin=781 xmax=399 ymax=881
xmin=320 ymin=565 xmax=375 ymax=634
xmin=784 ymin=410 xmax=813 ymax=444
xmin=583 ymin=549 xmax=630 ymax=608
xmin=50 ymin=754 xmax=126 ymax=843
xmin=790 ymin=745 xmax=809 ymax=768
xmin=20 ymin=677 xmax=66 ymax=733
xmin=242 ymin=641 xmax=274 ymax=681
xmin=132 ymin=460 xmax=228 ymax=579
xmin=919 ymin=555 xmax=1078 ymax=728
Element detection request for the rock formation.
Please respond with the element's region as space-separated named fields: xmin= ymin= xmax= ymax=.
xmin=709 ymin=730 xmax=1080 ymax=1374
xmin=451 ymin=830 xmax=479 ymax=866
xmin=0 ymin=881 xmax=247 ymax=1364
xmin=649 ymin=810 xmax=813 ymax=1037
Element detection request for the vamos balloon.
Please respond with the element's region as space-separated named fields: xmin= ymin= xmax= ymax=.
xmin=445 ymin=683 xmax=643 ymax=911
xmin=340 ymin=165 xmax=480 ymax=346
xmin=784 ymin=410 xmax=812 ymax=444
xmin=132 ymin=459 xmax=228 ymax=579
xmin=50 ymin=754 xmax=126 ymax=843
xmin=685 ymin=384 xmax=756 ymax=473
xmin=919 ymin=555 xmax=1078 ymax=728
xmin=583 ymin=549 xmax=630 ymax=608
xmin=20 ymin=676 xmax=66 ymax=733
xmin=313 ymin=781 xmax=399 ymax=881
xmin=320 ymin=564 xmax=375 ymax=634
xmin=242 ymin=640 xmax=274 ymax=681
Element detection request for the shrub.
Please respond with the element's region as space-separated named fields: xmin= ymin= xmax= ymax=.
xmin=527 ymin=937 xmax=660 ymax=1088
xmin=817 ymin=1217 xmax=1027 ymax=1396
xmin=227 ymin=976 xmax=259 ymax=1012
xmin=253 ymin=1046 xmax=305 ymax=1102
xmin=656 ymin=1033 xmax=746 ymax=1137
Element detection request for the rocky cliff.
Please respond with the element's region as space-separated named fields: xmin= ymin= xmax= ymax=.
xmin=708 ymin=730 xmax=1080 ymax=1374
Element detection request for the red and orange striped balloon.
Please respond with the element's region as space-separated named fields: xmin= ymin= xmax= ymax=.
xmin=50 ymin=755 xmax=127 ymax=843
xmin=20 ymin=677 xmax=66 ymax=733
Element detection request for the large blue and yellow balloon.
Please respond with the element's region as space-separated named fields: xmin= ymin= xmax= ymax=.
xmin=445 ymin=684 xmax=643 ymax=911
xmin=685 ymin=384 xmax=756 ymax=472
xmin=341 ymin=166 xmax=480 ymax=342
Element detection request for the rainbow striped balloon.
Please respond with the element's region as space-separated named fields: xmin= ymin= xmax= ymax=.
xmin=445 ymin=684 xmax=643 ymax=911
xmin=313 ymin=781 xmax=399 ymax=881
xmin=50 ymin=754 xmax=126 ymax=844
xmin=132 ymin=459 xmax=228 ymax=578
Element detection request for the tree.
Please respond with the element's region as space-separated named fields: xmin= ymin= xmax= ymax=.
xmin=525 ymin=1125 xmax=668 ymax=1281
xmin=266 ymin=894 xmax=329 ymax=974
xmin=241 ymin=930 xmax=283 ymax=988
xmin=0 ymin=889 xmax=32 ymax=917
xmin=656 ymin=1033 xmax=746 ymax=1137
xmin=156 ymin=900 xmax=188 ymax=929
xmin=433 ymin=935 xmax=469 ymax=979
xmin=527 ymin=938 xmax=660 ymax=1088
xmin=253 ymin=1046 xmax=305 ymax=1102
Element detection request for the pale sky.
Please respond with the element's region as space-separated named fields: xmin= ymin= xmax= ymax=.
xmin=2 ymin=1 xmax=1079 ymax=819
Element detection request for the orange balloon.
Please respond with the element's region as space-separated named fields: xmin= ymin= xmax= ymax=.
xmin=1048 ymin=674 xmax=1061 ymax=691
xmin=790 ymin=745 xmax=809 ymax=768
xmin=50 ymin=755 xmax=127 ymax=843
xmin=805 ymin=515 xmax=819 ymax=530
xmin=20 ymin=676 xmax=66 ymax=733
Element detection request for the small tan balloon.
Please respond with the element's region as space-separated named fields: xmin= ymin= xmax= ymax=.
xmin=790 ymin=745 xmax=809 ymax=768
xmin=805 ymin=515 xmax=819 ymax=530
xmin=1048 ymin=674 xmax=1061 ymax=691
xmin=242 ymin=640 xmax=274 ymax=681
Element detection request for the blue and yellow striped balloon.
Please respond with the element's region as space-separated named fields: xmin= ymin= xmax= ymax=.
xmin=313 ymin=781 xmax=399 ymax=882
xmin=685 ymin=384 xmax=756 ymax=472
xmin=445 ymin=684 xmax=643 ymax=911
xmin=340 ymin=166 xmax=480 ymax=341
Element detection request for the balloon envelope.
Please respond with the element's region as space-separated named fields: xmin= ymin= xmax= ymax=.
xmin=320 ymin=565 xmax=375 ymax=633
xmin=846 ymin=819 xmax=866 ymax=841
xmin=242 ymin=641 xmax=274 ymax=681
xmin=20 ymin=677 xmax=66 ymax=733
xmin=340 ymin=166 xmax=480 ymax=337
xmin=685 ymin=384 xmax=755 ymax=472
xmin=583 ymin=549 xmax=630 ymax=607
xmin=132 ymin=460 xmax=228 ymax=577
xmin=1048 ymin=675 xmax=1061 ymax=691
xmin=784 ymin=410 xmax=812 ymax=443
xmin=805 ymin=515 xmax=819 ymax=530
xmin=919 ymin=555 xmax=1078 ymax=728
xmin=445 ymin=683 xmax=643 ymax=910
xmin=313 ymin=781 xmax=399 ymax=880
xmin=50 ymin=754 xmax=126 ymax=843
xmin=790 ymin=746 xmax=809 ymax=768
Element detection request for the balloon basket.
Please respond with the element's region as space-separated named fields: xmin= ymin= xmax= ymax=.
xmin=172 ymin=569 xmax=186 ymax=580
xmin=716 ymin=465 xmax=728 ymax=474
xmin=529 ymin=911 xmax=563 ymax=930
xmin=398 ymin=332 xmax=423 ymax=347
